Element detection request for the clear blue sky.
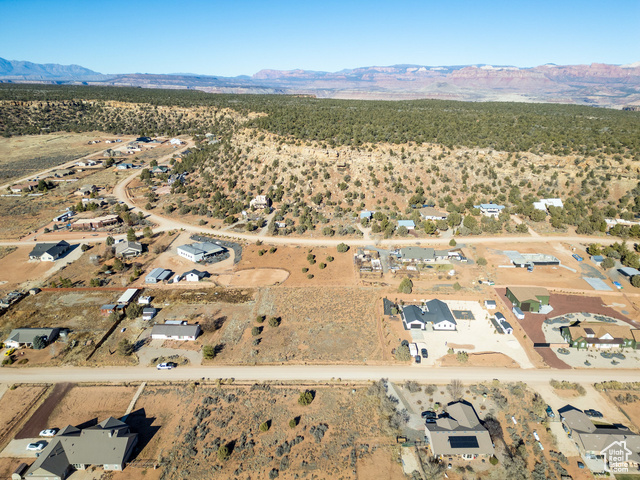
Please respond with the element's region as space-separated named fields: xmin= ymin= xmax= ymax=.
xmin=1 ymin=0 xmax=638 ymax=76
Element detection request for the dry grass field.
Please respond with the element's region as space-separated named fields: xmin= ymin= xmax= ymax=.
xmin=0 ymin=385 xmax=49 ymax=449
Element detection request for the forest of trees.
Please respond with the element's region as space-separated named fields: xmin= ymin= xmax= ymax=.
xmin=1 ymin=84 xmax=639 ymax=157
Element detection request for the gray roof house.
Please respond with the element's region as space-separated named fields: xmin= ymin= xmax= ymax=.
xmin=29 ymin=241 xmax=71 ymax=261
xmin=177 ymin=242 xmax=224 ymax=262
xmin=151 ymin=323 xmax=201 ymax=341
xmin=115 ymin=241 xmax=143 ymax=258
xmin=400 ymin=247 xmax=435 ymax=263
xmin=425 ymin=401 xmax=495 ymax=459
xmin=5 ymin=328 xmax=59 ymax=349
xmin=561 ymin=407 xmax=640 ymax=469
xmin=401 ymin=300 xmax=457 ymax=331
xmin=184 ymin=269 xmax=207 ymax=282
xmin=24 ymin=417 xmax=137 ymax=479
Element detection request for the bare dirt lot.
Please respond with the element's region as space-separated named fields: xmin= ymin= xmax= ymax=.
xmin=238 ymin=245 xmax=356 ymax=286
xmin=217 ymin=268 xmax=289 ymax=287
xmin=132 ymin=383 xmax=395 ymax=480
xmin=16 ymin=383 xmax=73 ymax=439
xmin=0 ymin=385 xmax=50 ymax=447
xmin=0 ymin=246 xmax=55 ymax=294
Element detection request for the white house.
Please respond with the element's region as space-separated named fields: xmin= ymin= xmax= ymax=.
xmin=533 ymin=198 xmax=564 ymax=212
xmin=184 ymin=269 xmax=207 ymax=282
xmin=401 ymin=300 xmax=457 ymax=331
xmin=475 ymin=204 xmax=505 ymax=218
xmin=138 ymin=296 xmax=152 ymax=305
xmin=169 ymin=138 xmax=183 ymax=145
xmin=484 ymin=300 xmax=496 ymax=310
xmin=397 ymin=220 xmax=415 ymax=230
xmin=142 ymin=308 xmax=157 ymax=321
xmin=419 ymin=207 xmax=448 ymax=221
xmin=249 ymin=195 xmax=271 ymax=210
xmin=150 ymin=323 xmax=201 ymax=341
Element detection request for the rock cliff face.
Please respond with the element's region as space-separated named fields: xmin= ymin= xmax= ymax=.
xmin=1 ymin=57 xmax=639 ymax=107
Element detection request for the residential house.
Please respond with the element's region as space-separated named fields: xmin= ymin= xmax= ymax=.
xmin=169 ymin=138 xmax=183 ymax=145
xmin=397 ymin=220 xmax=415 ymax=230
xmin=400 ymin=247 xmax=435 ymax=263
xmin=561 ymin=322 xmax=640 ymax=350
xmin=142 ymin=308 xmax=157 ymax=321
xmin=150 ymin=323 xmax=201 ymax=341
xmin=561 ymin=407 xmax=640 ymax=471
xmin=24 ymin=417 xmax=138 ymax=479
xmin=53 ymin=169 xmax=73 ymax=177
xmin=184 ymin=269 xmax=207 ymax=282
xmin=74 ymin=184 xmax=97 ymax=196
xmin=10 ymin=181 xmax=38 ymax=193
xmin=506 ymin=286 xmax=550 ymax=313
xmin=145 ymin=268 xmax=172 ymax=284
xmin=249 ymin=195 xmax=272 ymax=210
xmin=29 ymin=241 xmax=71 ymax=261
xmin=177 ymin=242 xmax=225 ymax=262
xmin=4 ymin=328 xmax=59 ymax=349
xmin=498 ymin=318 xmax=513 ymax=334
xmin=117 ymin=163 xmax=134 ymax=170
xmin=116 ymin=289 xmax=139 ymax=305
xmin=419 ymin=206 xmax=448 ymax=221
xmin=115 ymin=241 xmax=143 ymax=258
xmin=533 ymin=198 xmax=564 ymax=212
xmin=151 ymin=166 xmax=169 ymax=174
xmin=360 ymin=210 xmax=373 ymax=220
xmin=73 ymin=214 xmax=120 ymax=230
xmin=474 ymin=204 xmax=505 ymax=218
xmin=425 ymin=401 xmax=495 ymax=460
xmin=401 ymin=300 xmax=457 ymax=331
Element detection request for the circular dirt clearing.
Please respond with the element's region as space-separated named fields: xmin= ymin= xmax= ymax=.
xmin=218 ymin=268 xmax=289 ymax=287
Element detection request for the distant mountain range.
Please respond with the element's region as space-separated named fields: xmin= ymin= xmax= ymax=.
xmin=1 ymin=57 xmax=639 ymax=107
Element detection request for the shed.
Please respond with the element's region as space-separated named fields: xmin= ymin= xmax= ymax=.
xmin=506 ymin=286 xmax=550 ymax=313
xmin=142 ymin=308 xmax=157 ymax=321
xmin=100 ymin=304 xmax=117 ymax=316
xmin=145 ymin=268 xmax=172 ymax=284
xmin=117 ymin=289 xmax=139 ymax=305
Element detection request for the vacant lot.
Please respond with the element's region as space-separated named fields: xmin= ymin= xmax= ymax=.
xmin=133 ymin=383 xmax=392 ymax=480
xmin=0 ymin=246 xmax=55 ymax=294
xmin=0 ymin=132 xmax=113 ymax=184
xmin=239 ymin=245 xmax=356 ymax=287
xmin=0 ymin=385 xmax=50 ymax=449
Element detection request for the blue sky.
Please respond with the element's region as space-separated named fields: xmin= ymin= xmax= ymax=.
xmin=1 ymin=0 xmax=638 ymax=76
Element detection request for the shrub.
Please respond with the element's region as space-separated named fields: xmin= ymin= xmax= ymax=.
xmin=289 ymin=418 xmax=297 ymax=428
xmin=453 ymin=282 xmax=462 ymax=291
xmin=2 ymin=357 xmax=14 ymax=365
xmin=489 ymin=455 xmax=499 ymax=465
xmin=319 ymin=262 xmax=326 ymax=269
xmin=449 ymin=239 xmax=457 ymax=246
xmin=202 ymin=345 xmax=216 ymax=359
xmin=258 ymin=249 xmax=266 ymax=256
xmin=395 ymin=344 xmax=411 ymax=361
xmin=81 ymin=244 xmax=91 ymax=252
xmin=457 ymin=351 xmax=469 ymax=363
xmin=307 ymin=274 xmax=314 ymax=279
xmin=398 ymin=277 xmax=413 ymax=294
xmin=476 ymin=257 xmax=488 ymax=266
xmin=337 ymin=243 xmax=349 ymax=253
xmin=260 ymin=421 xmax=270 ymax=432
xmin=632 ymin=275 xmax=640 ymax=288
xmin=268 ymin=316 xmax=281 ymax=327
xmin=251 ymin=326 xmax=261 ymax=336
xmin=269 ymin=247 xmax=277 ymax=253
xmin=126 ymin=303 xmax=142 ymax=319
xmin=602 ymin=257 xmax=615 ymax=269
xmin=326 ymin=256 xmax=334 ymax=262
xmin=302 ymin=267 xmax=309 ymax=273
xmin=298 ymin=390 xmax=314 ymax=406
xmin=256 ymin=315 xmax=266 ymax=323
xmin=117 ymin=339 xmax=134 ymax=357
xmin=217 ymin=445 xmax=230 ymax=461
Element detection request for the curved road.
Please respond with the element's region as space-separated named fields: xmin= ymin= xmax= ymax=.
xmin=2 ymin=364 xmax=640 ymax=385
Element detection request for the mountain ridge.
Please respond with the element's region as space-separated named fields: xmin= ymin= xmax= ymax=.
xmin=0 ymin=57 xmax=639 ymax=107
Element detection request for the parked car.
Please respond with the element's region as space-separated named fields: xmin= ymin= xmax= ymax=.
xmin=421 ymin=348 xmax=428 ymax=358
xmin=545 ymin=405 xmax=555 ymax=418
xmin=614 ymin=281 xmax=623 ymax=290
xmin=577 ymin=461 xmax=585 ymax=469
xmin=421 ymin=411 xmax=437 ymax=419
xmin=414 ymin=355 xmax=421 ymax=364
xmin=4 ymin=348 xmax=15 ymax=357
xmin=157 ymin=362 xmax=176 ymax=370
xmin=39 ymin=429 xmax=58 ymax=437
xmin=585 ymin=409 xmax=603 ymax=418
xmin=562 ymin=423 xmax=569 ymax=433
xmin=26 ymin=442 xmax=46 ymax=452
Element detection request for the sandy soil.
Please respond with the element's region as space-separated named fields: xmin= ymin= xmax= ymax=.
xmin=0 ymin=385 xmax=49 ymax=447
xmin=607 ymin=390 xmax=640 ymax=433
xmin=439 ymin=352 xmax=519 ymax=368
xmin=46 ymin=385 xmax=137 ymax=429
xmin=356 ymin=445 xmax=405 ymax=480
xmin=217 ymin=268 xmax=289 ymax=287
xmin=0 ymin=246 xmax=57 ymax=294
xmin=239 ymin=245 xmax=356 ymax=286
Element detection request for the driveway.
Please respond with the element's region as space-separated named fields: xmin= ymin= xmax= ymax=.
xmin=136 ymin=338 xmax=202 ymax=366
xmin=0 ymin=438 xmax=45 ymax=458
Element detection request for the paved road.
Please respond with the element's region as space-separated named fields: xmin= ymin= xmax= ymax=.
xmin=2 ymin=364 xmax=640 ymax=385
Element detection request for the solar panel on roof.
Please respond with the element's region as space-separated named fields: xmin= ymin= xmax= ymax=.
xmin=448 ymin=436 xmax=479 ymax=449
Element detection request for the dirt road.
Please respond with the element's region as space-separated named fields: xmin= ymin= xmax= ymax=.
xmin=2 ymin=364 xmax=639 ymax=385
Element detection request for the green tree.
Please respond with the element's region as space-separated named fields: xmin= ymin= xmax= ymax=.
xmin=632 ymin=275 xmax=640 ymax=288
xmin=449 ymin=239 xmax=457 ymax=247
xmin=106 ymin=236 xmax=115 ymax=246
xmin=126 ymin=303 xmax=142 ymax=319
xmin=602 ymin=257 xmax=615 ymax=269
xmin=259 ymin=421 xmax=270 ymax=432
xmin=289 ymin=418 xmax=297 ymax=428
xmin=117 ymin=339 xmax=134 ymax=356
xmin=143 ymin=226 xmax=153 ymax=238
xmin=203 ymin=345 xmax=216 ymax=359
xmin=33 ymin=336 xmax=47 ymax=350
xmin=112 ymin=258 xmax=124 ymax=271
xmin=217 ymin=444 xmax=230 ymax=461
xmin=251 ymin=326 xmax=261 ymax=336
xmin=337 ymin=243 xmax=349 ymax=253
xmin=126 ymin=228 xmax=137 ymax=242
xmin=268 ymin=316 xmax=280 ymax=327
xmin=398 ymin=277 xmax=413 ymax=294
xmin=298 ymin=390 xmax=314 ymax=406
xmin=476 ymin=257 xmax=487 ymax=266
